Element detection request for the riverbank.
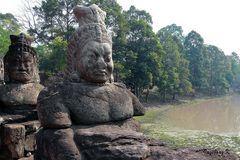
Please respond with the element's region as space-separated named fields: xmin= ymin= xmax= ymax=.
xmin=136 ymin=95 xmax=240 ymax=155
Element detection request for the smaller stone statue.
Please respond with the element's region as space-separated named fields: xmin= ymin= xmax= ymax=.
xmin=0 ymin=33 xmax=44 ymax=159
xmin=0 ymin=33 xmax=43 ymax=115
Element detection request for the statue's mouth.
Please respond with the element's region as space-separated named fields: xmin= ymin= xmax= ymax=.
xmin=95 ymin=70 xmax=107 ymax=76
xmin=16 ymin=70 xmax=28 ymax=75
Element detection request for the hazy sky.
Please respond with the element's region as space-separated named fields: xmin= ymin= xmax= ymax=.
xmin=1 ymin=0 xmax=239 ymax=55
xmin=117 ymin=0 xmax=240 ymax=55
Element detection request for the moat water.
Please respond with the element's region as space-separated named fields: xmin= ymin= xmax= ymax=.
xmin=137 ymin=95 xmax=240 ymax=152
xmin=163 ymin=95 xmax=240 ymax=135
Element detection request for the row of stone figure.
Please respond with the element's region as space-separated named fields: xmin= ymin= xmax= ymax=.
xmin=0 ymin=4 xmax=146 ymax=160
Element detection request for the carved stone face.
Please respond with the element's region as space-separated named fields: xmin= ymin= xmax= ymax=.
xmin=8 ymin=52 xmax=35 ymax=83
xmin=76 ymin=41 xmax=113 ymax=83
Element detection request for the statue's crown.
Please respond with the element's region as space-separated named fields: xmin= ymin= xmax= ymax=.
xmin=10 ymin=33 xmax=33 ymax=46
xmin=73 ymin=4 xmax=106 ymax=26
xmin=71 ymin=4 xmax=112 ymax=51
xmin=5 ymin=33 xmax=36 ymax=59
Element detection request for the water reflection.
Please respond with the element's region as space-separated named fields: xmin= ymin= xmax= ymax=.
xmin=164 ymin=95 xmax=240 ymax=134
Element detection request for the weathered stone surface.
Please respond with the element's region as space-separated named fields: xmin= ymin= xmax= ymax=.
xmin=73 ymin=124 xmax=150 ymax=160
xmin=3 ymin=124 xmax=25 ymax=158
xmin=18 ymin=155 xmax=34 ymax=160
xmin=0 ymin=120 xmax=40 ymax=159
xmin=38 ymin=82 xmax=144 ymax=126
xmin=0 ymin=83 xmax=44 ymax=107
xmin=24 ymin=132 xmax=36 ymax=152
xmin=21 ymin=120 xmax=40 ymax=133
xmin=0 ymin=113 xmax=37 ymax=125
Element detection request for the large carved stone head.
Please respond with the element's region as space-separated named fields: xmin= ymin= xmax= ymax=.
xmin=4 ymin=33 xmax=39 ymax=84
xmin=66 ymin=4 xmax=113 ymax=84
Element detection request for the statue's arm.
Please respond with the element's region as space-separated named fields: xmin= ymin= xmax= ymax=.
xmin=124 ymin=89 xmax=145 ymax=116
xmin=37 ymin=90 xmax=72 ymax=129
xmin=114 ymin=82 xmax=145 ymax=116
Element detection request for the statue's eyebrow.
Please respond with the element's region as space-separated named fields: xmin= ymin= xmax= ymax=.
xmin=89 ymin=47 xmax=99 ymax=54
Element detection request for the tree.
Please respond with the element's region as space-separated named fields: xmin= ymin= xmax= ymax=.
xmin=178 ymin=57 xmax=193 ymax=96
xmin=123 ymin=8 xmax=163 ymax=98
xmin=125 ymin=6 xmax=152 ymax=25
xmin=22 ymin=0 xmax=83 ymax=43
xmin=158 ymin=24 xmax=184 ymax=45
xmin=157 ymin=25 xmax=192 ymax=100
xmin=37 ymin=36 xmax=67 ymax=75
xmin=184 ymin=31 xmax=208 ymax=92
xmin=205 ymin=45 xmax=230 ymax=95
xmin=0 ymin=13 xmax=21 ymax=57
xmin=227 ymin=52 xmax=240 ymax=92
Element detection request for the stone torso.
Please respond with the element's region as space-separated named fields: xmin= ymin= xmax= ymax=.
xmin=38 ymin=82 xmax=135 ymax=126
xmin=64 ymin=82 xmax=134 ymax=124
xmin=0 ymin=83 xmax=44 ymax=107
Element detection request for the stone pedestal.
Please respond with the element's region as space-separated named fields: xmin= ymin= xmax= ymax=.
xmin=0 ymin=114 xmax=40 ymax=160
xmin=35 ymin=118 xmax=240 ymax=160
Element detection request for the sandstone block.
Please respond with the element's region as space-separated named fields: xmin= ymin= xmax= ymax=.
xmin=24 ymin=133 xmax=36 ymax=152
xmin=3 ymin=124 xmax=25 ymax=158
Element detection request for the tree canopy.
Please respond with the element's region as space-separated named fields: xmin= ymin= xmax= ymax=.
xmin=1 ymin=0 xmax=240 ymax=100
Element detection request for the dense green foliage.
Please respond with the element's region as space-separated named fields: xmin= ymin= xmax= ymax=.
xmin=157 ymin=24 xmax=193 ymax=100
xmin=1 ymin=0 xmax=240 ymax=101
xmin=0 ymin=13 xmax=21 ymax=57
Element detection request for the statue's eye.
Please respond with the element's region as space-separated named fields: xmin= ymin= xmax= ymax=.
xmin=105 ymin=56 xmax=111 ymax=62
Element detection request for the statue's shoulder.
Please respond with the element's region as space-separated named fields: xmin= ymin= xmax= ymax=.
xmin=34 ymin=83 xmax=44 ymax=92
xmin=113 ymin=82 xmax=127 ymax=89
xmin=38 ymin=82 xmax=64 ymax=102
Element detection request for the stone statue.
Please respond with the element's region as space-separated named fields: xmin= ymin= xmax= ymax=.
xmin=0 ymin=33 xmax=44 ymax=159
xmin=36 ymin=4 xmax=145 ymax=160
xmin=0 ymin=33 xmax=43 ymax=115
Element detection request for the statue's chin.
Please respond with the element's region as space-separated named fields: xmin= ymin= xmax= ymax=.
xmin=10 ymin=75 xmax=32 ymax=83
xmin=80 ymin=74 xmax=109 ymax=84
xmin=83 ymin=78 xmax=108 ymax=84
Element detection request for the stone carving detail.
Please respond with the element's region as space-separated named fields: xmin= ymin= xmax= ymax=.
xmin=0 ymin=33 xmax=43 ymax=159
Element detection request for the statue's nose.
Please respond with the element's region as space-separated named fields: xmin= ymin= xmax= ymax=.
xmin=96 ymin=57 xmax=107 ymax=69
xmin=18 ymin=62 xmax=26 ymax=71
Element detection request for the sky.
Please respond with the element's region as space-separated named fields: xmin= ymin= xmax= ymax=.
xmin=0 ymin=0 xmax=239 ymax=55
xmin=116 ymin=0 xmax=240 ymax=55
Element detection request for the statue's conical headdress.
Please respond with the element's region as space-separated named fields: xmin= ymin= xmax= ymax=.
xmin=66 ymin=4 xmax=112 ymax=81
xmin=6 ymin=33 xmax=35 ymax=57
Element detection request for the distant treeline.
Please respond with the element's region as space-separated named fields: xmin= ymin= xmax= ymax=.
xmin=1 ymin=0 xmax=240 ymax=101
